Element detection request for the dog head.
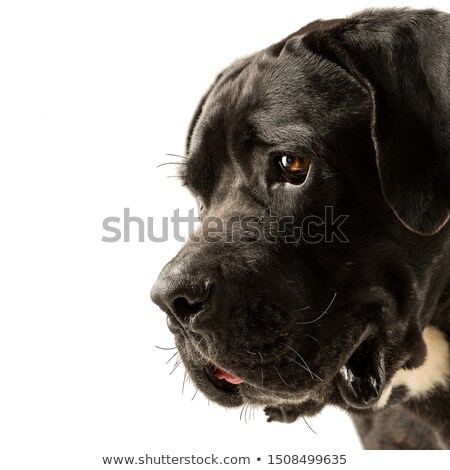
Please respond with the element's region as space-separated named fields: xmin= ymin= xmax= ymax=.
xmin=152 ymin=9 xmax=450 ymax=415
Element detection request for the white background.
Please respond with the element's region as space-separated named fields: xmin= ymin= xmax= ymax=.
xmin=1 ymin=1 xmax=448 ymax=469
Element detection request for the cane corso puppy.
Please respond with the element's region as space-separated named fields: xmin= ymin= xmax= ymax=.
xmin=151 ymin=8 xmax=450 ymax=449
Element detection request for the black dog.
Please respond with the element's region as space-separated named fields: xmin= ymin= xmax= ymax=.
xmin=151 ymin=8 xmax=450 ymax=449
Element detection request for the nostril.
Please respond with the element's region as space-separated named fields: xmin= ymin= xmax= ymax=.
xmin=173 ymin=296 xmax=205 ymax=319
xmin=151 ymin=275 xmax=213 ymax=326
xmin=171 ymin=283 xmax=212 ymax=323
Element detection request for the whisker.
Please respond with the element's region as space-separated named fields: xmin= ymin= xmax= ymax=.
xmin=165 ymin=351 xmax=178 ymax=365
xmin=170 ymin=359 xmax=182 ymax=375
xmin=157 ymin=162 xmax=187 ymax=168
xmin=286 ymin=356 xmax=323 ymax=382
xmin=295 ymin=292 xmax=337 ymax=325
xmin=240 ymin=404 xmax=245 ymax=422
xmin=155 ymin=345 xmax=176 ymax=350
xmin=291 ymin=306 xmax=312 ymax=313
xmin=182 ymin=371 xmax=188 ymax=395
xmin=166 ymin=175 xmax=182 ymax=179
xmin=283 ymin=346 xmax=313 ymax=380
xmin=273 ymin=364 xmax=288 ymax=387
xmin=302 ymin=416 xmax=317 ymax=435
xmin=240 ymin=404 xmax=250 ymax=423
xmin=302 ymin=333 xmax=321 ymax=344
xmin=194 ymin=337 xmax=205 ymax=350
xmin=282 ymin=344 xmax=322 ymax=381
xmin=165 ymin=153 xmax=187 ymax=159
xmin=191 ymin=388 xmax=199 ymax=401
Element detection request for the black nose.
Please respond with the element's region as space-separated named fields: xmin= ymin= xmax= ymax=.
xmin=151 ymin=274 xmax=212 ymax=328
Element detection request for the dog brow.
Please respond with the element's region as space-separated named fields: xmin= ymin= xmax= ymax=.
xmin=248 ymin=121 xmax=314 ymax=149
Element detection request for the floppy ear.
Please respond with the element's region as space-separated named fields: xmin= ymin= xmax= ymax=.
xmin=302 ymin=10 xmax=450 ymax=235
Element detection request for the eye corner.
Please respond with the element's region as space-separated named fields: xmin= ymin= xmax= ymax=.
xmin=197 ymin=197 xmax=205 ymax=216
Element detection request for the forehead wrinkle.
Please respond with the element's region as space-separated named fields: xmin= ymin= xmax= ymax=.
xmin=190 ymin=61 xmax=254 ymax=156
xmin=187 ymin=63 xmax=260 ymax=194
xmin=185 ymin=84 xmax=245 ymax=201
xmin=187 ymin=57 xmax=255 ymax=160
xmin=250 ymin=121 xmax=315 ymax=148
xmin=183 ymin=108 xmax=225 ymax=200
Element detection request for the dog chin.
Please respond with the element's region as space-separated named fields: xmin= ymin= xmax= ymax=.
xmin=177 ymin=324 xmax=398 ymax=413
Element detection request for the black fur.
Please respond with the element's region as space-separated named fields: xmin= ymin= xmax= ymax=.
xmin=152 ymin=8 xmax=450 ymax=449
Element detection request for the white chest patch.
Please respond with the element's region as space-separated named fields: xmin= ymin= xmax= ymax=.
xmin=374 ymin=326 xmax=450 ymax=410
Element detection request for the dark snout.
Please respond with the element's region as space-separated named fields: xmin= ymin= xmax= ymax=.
xmin=151 ymin=254 xmax=222 ymax=333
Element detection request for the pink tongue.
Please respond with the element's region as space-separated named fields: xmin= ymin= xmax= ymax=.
xmin=215 ymin=369 xmax=244 ymax=384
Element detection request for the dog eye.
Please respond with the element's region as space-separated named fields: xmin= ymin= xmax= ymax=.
xmin=275 ymin=153 xmax=311 ymax=185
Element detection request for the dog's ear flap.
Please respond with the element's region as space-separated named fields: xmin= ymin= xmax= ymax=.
xmin=302 ymin=13 xmax=450 ymax=235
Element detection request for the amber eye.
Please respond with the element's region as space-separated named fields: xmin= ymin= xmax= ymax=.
xmin=275 ymin=153 xmax=311 ymax=184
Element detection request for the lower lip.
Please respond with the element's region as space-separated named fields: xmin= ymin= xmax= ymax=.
xmin=213 ymin=366 xmax=244 ymax=384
